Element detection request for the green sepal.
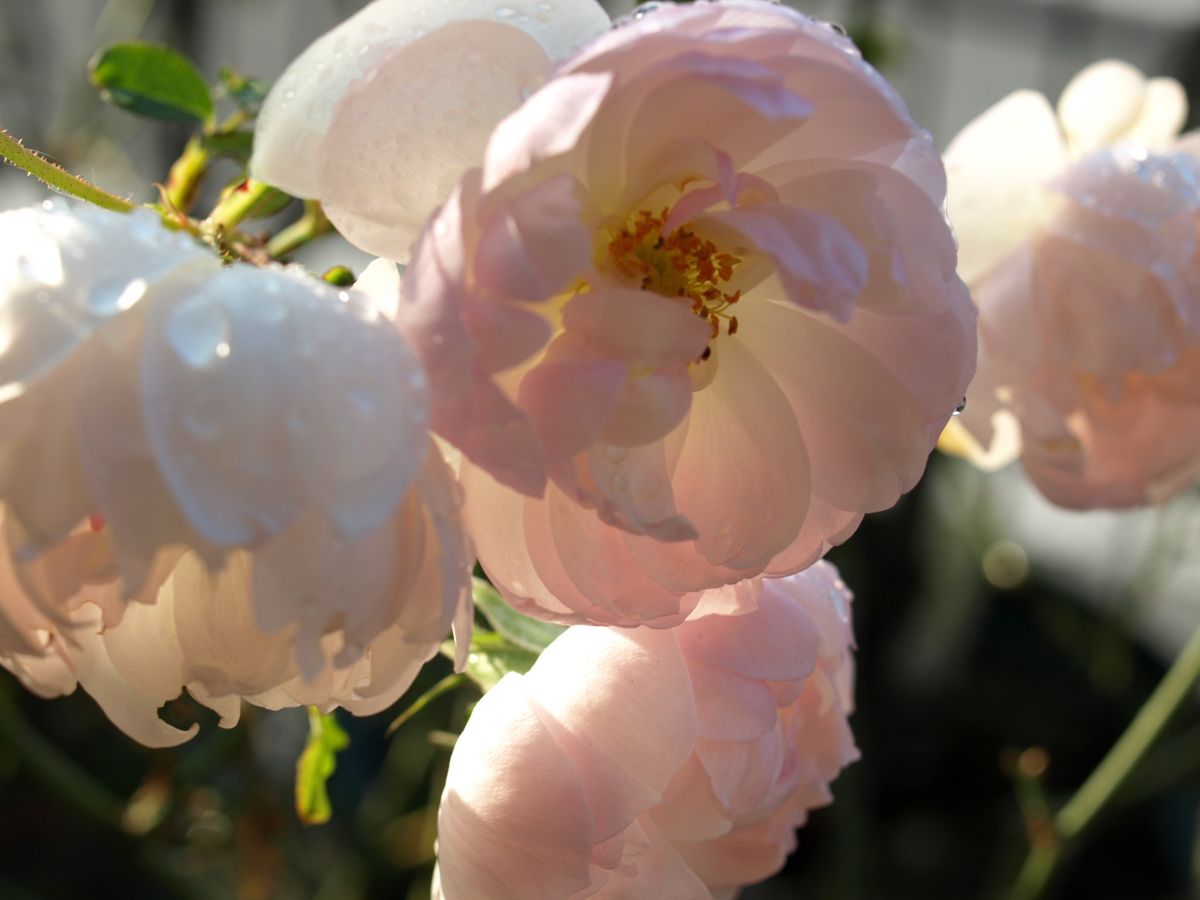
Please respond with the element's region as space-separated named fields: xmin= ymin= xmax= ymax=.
xmin=294 ymin=708 xmax=349 ymax=826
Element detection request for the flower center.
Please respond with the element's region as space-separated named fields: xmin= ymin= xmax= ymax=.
xmin=605 ymin=207 xmax=743 ymax=353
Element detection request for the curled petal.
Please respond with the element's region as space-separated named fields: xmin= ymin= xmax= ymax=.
xmin=944 ymin=90 xmax=1066 ymax=284
xmin=435 ymin=563 xmax=856 ymax=898
xmin=253 ymin=0 xmax=611 ymax=261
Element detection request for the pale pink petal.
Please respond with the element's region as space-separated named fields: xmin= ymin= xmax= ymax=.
xmin=69 ymin=606 xmax=198 ymax=749
xmin=1127 ymin=78 xmax=1189 ymax=149
xmin=435 ymin=562 xmax=857 ymax=898
xmin=697 ymin=204 xmax=867 ymax=321
xmin=945 ymin=90 xmax=1067 ymax=283
xmin=1057 ymin=60 xmax=1146 ymax=155
xmin=740 ymin=298 xmax=936 ymax=515
xmin=426 ymin=0 xmax=973 ymax=622
xmin=518 ymin=354 xmax=628 ymax=464
xmin=473 ymin=173 xmax=592 ymax=302
xmin=253 ymin=0 xmax=611 ymax=260
xmin=398 ymin=174 xmax=548 ymax=496
xmin=437 ymin=675 xmax=597 ymax=899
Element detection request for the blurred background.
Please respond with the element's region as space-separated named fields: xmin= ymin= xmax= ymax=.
xmin=3 ymin=0 xmax=1200 ymax=897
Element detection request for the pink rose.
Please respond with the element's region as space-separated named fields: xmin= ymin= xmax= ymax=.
xmin=944 ymin=61 xmax=1200 ymax=506
xmin=434 ymin=562 xmax=856 ymax=899
xmin=0 ymin=202 xmax=471 ymax=745
xmin=251 ymin=0 xmax=611 ymax=262
xmin=401 ymin=0 xmax=975 ymax=624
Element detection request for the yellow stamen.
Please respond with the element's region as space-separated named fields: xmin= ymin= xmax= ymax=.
xmin=604 ymin=207 xmax=744 ymax=345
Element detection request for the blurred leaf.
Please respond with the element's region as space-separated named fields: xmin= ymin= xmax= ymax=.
xmin=218 ymin=65 xmax=268 ymax=116
xmin=89 ymin=42 xmax=214 ymax=125
xmin=295 ymin=708 xmax=349 ymax=825
xmin=444 ymin=632 xmax=539 ymax=693
xmin=201 ymin=131 xmax=254 ymax=163
xmin=472 ymin=577 xmax=564 ymax=653
xmin=386 ymin=673 xmax=467 ymax=736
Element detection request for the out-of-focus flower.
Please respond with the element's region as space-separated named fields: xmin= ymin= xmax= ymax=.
xmin=251 ymin=0 xmax=611 ymax=262
xmin=433 ymin=562 xmax=857 ymax=899
xmin=403 ymin=0 xmax=974 ymax=625
xmin=944 ymin=60 xmax=1200 ymax=507
xmin=0 ymin=202 xmax=470 ymax=745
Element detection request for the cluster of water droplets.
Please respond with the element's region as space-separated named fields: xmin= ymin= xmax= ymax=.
xmin=0 ymin=201 xmax=210 ymax=406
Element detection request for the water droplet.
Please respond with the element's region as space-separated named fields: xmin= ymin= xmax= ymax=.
xmin=87 ymin=276 xmax=146 ymax=316
xmin=283 ymin=89 xmax=296 ymax=101
xmin=633 ymin=1 xmax=660 ymax=17
xmin=166 ymin=298 xmax=232 ymax=369
xmin=827 ymin=20 xmax=849 ymax=35
xmin=495 ymin=5 xmax=515 ymax=17
xmin=183 ymin=409 xmax=221 ymax=440
xmin=128 ymin=209 xmax=166 ymax=243
xmin=349 ymin=387 xmax=376 ymax=416
xmin=952 ymin=397 xmax=966 ymax=416
xmin=18 ymin=243 xmax=63 ymax=285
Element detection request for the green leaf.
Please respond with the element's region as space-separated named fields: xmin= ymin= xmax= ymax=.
xmin=89 ymin=42 xmax=214 ymax=126
xmin=294 ymin=708 xmax=349 ymax=826
xmin=385 ymin=673 xmax=467 ymax=736
xmin=443 ymin=633 xmax=540 ymax=693
xmin=472 ymin=578 xmax=565 ymax=654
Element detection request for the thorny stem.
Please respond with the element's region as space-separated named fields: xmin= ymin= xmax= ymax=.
xmin=0 ymin=128 xmax=134 ymax=212
xmin=1009 ymin=623 xmax=1200 ymax=899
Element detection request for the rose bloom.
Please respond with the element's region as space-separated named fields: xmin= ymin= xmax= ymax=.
xmin=434 ymin=562 xmax=856 ymax=899
xmin=943 ymin=60 xmax=1200 ymax=507
xmin=251 ymin=0 xmax=611 ymax=262
xmin=399 ymin=0 xmax=975 ymax=625
xmin=0 ymin=202 xmax=469 ymax=745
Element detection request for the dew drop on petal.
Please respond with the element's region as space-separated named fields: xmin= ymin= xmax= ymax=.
xmin=18 ymin=242 xmax=63 ymax=285
xmin=166 ymin=298 xmax=232 ymax=369
xmin=349 ymin=386 xmax=377 ymax=416
xmin=183 ymin=408 xmax=222 ymax=440
xmin=87 ymin=276 xmax=147 ymax=316
xmin=952 ymin=396 xmax=966 ymax=416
